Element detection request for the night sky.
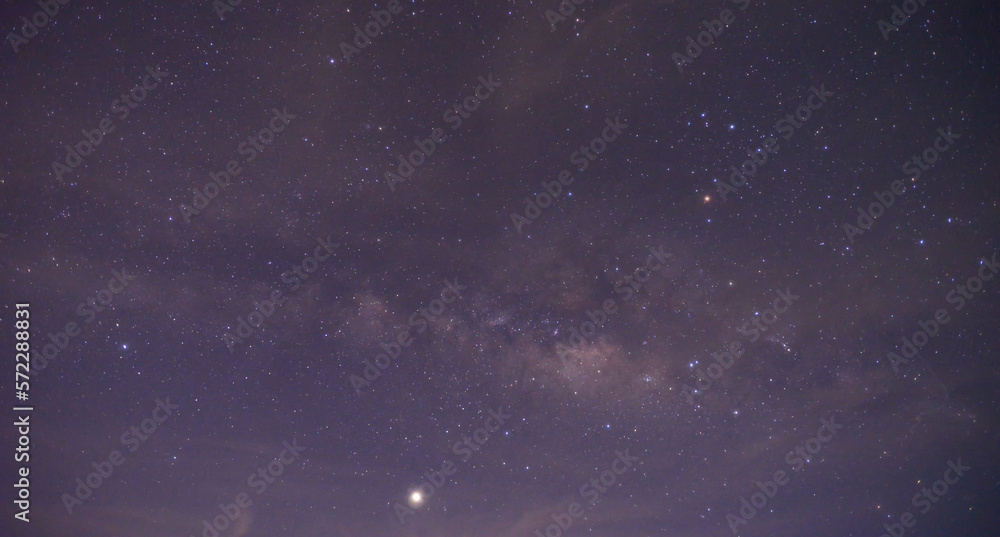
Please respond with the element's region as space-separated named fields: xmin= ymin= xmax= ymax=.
xmin=2 ymin=0 xmax=1000 ymax=536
